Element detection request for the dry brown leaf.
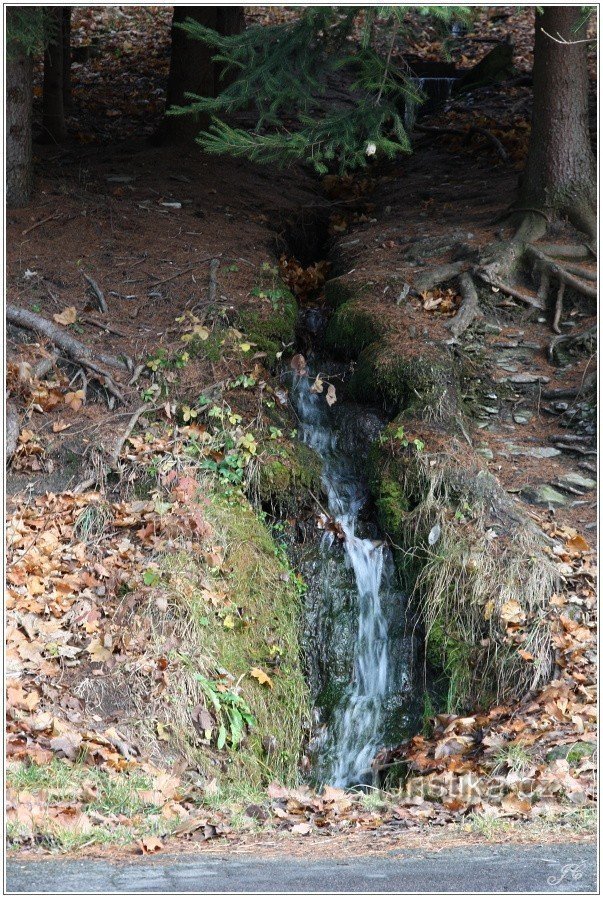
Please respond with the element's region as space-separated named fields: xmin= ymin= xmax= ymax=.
xmin=53 ymin=306 xmax=78 ymax=325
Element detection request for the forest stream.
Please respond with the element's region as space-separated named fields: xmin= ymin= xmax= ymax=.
xmin=287 ymin=328 xmax=418 ymax=787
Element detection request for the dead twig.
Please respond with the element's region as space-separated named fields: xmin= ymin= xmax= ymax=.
xmin=207 ymin=258 xmax=220 ymax=306
xmin=109 ymin=403 xmax=155 ymax=468
xmin=149 ymin=256 xmax=218 ymax=287
xmin=83 ymin=274 xmax=108 ymax=314
xmin=82 ymin=316 xmax=129 ymax=337
xmin=21 ymin=212 xmax=61 ymax=237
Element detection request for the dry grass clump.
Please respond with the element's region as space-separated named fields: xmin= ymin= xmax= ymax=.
xmin=372 ymin=430 xmax=556 ymax=711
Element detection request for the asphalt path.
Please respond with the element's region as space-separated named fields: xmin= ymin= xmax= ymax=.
xmin=6 ymin=841 xmax=597 ymax=893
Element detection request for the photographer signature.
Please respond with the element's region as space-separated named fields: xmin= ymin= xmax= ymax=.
xmin=547 ymin=860 xmax=588 ymax=886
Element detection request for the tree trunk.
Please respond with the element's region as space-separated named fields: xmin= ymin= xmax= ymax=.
xmin=519 ymin=7 xmax=596 ymax=238
xmin=6 ymin=16 xmax=33 ymax=207
xmin=42 ymin=7 xmax=66 ymax=142
xmin=158 ymin=6 xmax=244 ymax=144
xmin=62 ymin=7 xmax=72 ymax=109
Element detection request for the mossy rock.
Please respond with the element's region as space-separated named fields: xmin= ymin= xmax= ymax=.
xmin=323 ymin=302 xmax=382 ymax=359
xmin=237 ymin=288 xmax=298 ymax=367
xmin=258 ymin=441 xmax=323 ymax=515
xmin=347 ymin=346 xmax=459 ymax=416
xmin=324 ymin=278 xmax=357 ymax=309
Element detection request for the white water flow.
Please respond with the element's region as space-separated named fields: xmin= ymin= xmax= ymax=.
xmin=291 ymin=371 xmax=395 ymax=787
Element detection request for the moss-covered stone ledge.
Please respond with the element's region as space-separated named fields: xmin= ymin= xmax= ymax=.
xmin=237 ymin=285 xmax=298 ymax=367
xmin=257 ymin=439 xmax=324 ymax=516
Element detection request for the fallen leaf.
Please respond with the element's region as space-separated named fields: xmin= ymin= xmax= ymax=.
xmin=138 ymin=835 xmax=163 ymax=854
xmin=250 ymin=667 xmax=274 ymax=689
xmin=53 ymin=306 xmax=78 ymax=325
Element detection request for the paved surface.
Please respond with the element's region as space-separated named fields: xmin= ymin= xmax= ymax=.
xmin=6 ymin=842 xmax=597 ymax=893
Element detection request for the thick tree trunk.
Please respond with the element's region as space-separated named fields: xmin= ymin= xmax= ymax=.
xmin=519 ymin=7 xmax=596 ymax=238
xmin=42 ymin=7 xmax=66 ymax=142
xmin=158 ymin=6 xmax=244 ymax=144
xmin=62 ymin=7 xmax=72 ymax=109
xmin=6 ymin=21 xmax=33 ymax=207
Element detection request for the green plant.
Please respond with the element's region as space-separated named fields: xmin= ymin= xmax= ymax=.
xmin=195 ymin=675 xmax=256 ymax=750
xmin=169 ymin=7 xmax=472 ymax=173
xmin=492 ymin=743 xmax=532 ymax=776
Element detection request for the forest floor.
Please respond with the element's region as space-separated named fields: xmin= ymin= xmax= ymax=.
xmin=6 ymin=6 xmax=597 ymax=859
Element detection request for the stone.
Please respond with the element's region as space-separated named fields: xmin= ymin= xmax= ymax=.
xmin=558 ymin=471 xmax=596 ymax=491
xmin=508 ymin=373 xmax=550 ymax=384
xmin=520 ymin=484 xmax=568 ymax=507
xmin=513 ymin=413 xmax=532 ymax=425
xmin=509 ymin=446 xmax=561 ymax=459
xmin=476 ymin=447 xmax=494 ymax=460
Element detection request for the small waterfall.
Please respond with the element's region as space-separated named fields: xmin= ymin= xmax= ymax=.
xmin=405 ymin=76 xmax=457 ymax=131
xmin=291 ymin=368 xmax=410 ymax=788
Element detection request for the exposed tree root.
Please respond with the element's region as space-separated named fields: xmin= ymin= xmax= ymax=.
xmin=412 ymin=262 xmax=468 ymax=294
xmin=6 ymin=304 xmax=132 ymax=405
xmin=415 ymin=210 xmax=596 ymax=336
xmin=525 ymin=245 xmax=597 ymax=301
xmin=548 ymin=325 xmax=596 ymax=365
xmin=446 ymin=272 xmax=482 ymax=338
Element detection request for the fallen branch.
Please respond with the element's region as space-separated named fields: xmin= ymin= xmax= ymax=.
xmin=6 ymin=304 xmax=132 ymax=372
xmin=83 ymin=274 xmax=108 ymax=314
xmin=82 ymin=316 xmax=129 ymax=337
xmin=446 ymin=272 xmax=482 ymax=338
xmin=21 ymin=212 xmax=61 ymax=237
xmin=108 ymin=403 xmax=153 ymax=468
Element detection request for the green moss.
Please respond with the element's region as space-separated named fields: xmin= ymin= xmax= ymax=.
xmin=238 ymin=289 xmax=298 ymax=366
xmin=425 ymin=616 xmax=472 ymax=713
xmin=347 ymin=347 xmax=456 ymax=415
xmin=324 ymin=278 xmax=356 ymax=309
xmin=323 ymin=302 xmax=382 ymax=359
xmin=258 ymin=441 xmax=323 ymax=515
xmin=159 ymin=491 xmax=310 ymax=789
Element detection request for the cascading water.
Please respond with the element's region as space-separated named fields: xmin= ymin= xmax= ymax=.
xmin=290 ymin=364 xmax=415 ymax=787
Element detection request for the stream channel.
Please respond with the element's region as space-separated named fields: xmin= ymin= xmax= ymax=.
xmin=284 ymin=308 xmax=422 ymax=788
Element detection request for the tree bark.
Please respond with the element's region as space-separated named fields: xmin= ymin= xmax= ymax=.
xmin=158 ymin=6 xmax=244 ymax=144
xmin=6 ymin=12 xmax=33 ymax=207
xmin=62 ymin=7 xmax=72 ymax=109
xmin=519 ymin=7 xmax=596 ymax=238
xmin=42 ymin=7 xmax=66 ymax=142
